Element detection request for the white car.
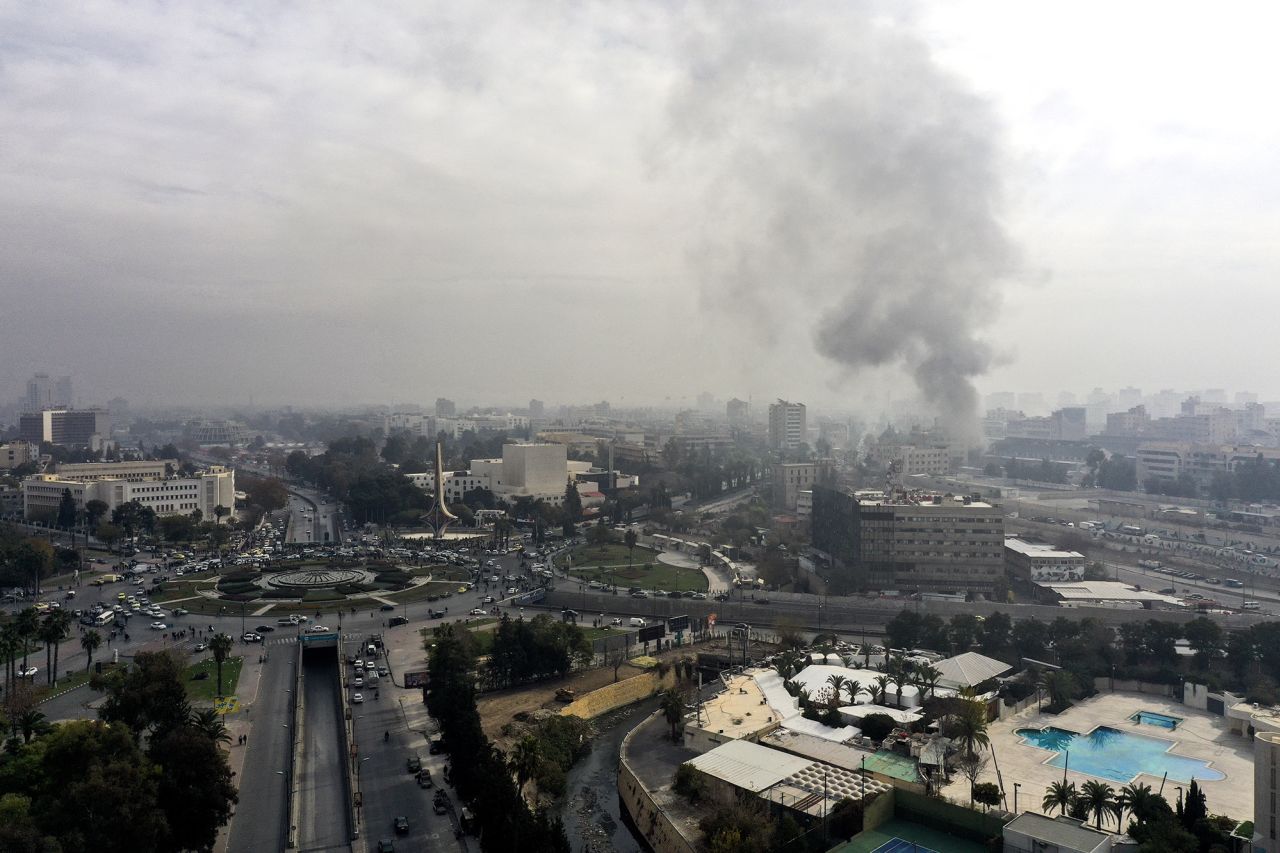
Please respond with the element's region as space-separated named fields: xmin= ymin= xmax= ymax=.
xmin=150 ymin=621 xmax=167 ymax=630
xmin=365 ymin=661 xmax=376 ymax=671
xmin=353 ymin=676 xmax=364 ymax=687
xmin=610 ymin=618 xmax=622 ymax=626
xmin=352 ymin=692 xmax=364 ymax=703
xmin=308 ymin=625 xmax=329 ymax=633
xmin=469 ymin=608 xmax=486 ymax=616
xmin=353 ymin=659 xmax=364 ymax=669
xmin=20 ymin=666 xmax=38 ymax=678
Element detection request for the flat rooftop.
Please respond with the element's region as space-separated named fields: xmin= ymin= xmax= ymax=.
xmin=1005 ymin=537 xmax=1085 ymax=559
xmin=690 ymin=673 xmax=781 ymax=739
xmin=686 ymin=739 xmax=812 ymax=792
xmin=1039 ymin=581 xmax=1183 ymax=604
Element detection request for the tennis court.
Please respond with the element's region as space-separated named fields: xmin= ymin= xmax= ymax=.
xmin=870 ymin=839 xmax=939 ymax=853
xmin=830 ymin=817 xmax=987 ymax=853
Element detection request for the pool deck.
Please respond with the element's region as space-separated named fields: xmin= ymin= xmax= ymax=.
xmin=940 ymin=691 xmax=1254 ymax=821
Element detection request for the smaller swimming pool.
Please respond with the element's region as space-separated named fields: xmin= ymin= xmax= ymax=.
xmin=1132 ymin=710 xmax=1182 ymax=730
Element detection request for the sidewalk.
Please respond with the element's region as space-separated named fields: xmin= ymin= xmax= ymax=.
xmin=212 ymin=646 xmax=269 ymax=853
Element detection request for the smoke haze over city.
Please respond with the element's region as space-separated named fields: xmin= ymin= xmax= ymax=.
xmin=3 ymin=2 xmax=1280 ymax=413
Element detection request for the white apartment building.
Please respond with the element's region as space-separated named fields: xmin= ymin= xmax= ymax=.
xmin=405 ymin=470 xmax=491 ymax=504
xmin=23 ymin=465 xmax=235 ymax=521
xmin=768 ymin=400 xmax=807 ymax=451
xmin=771 ymin=462 xmax=831 ymax=510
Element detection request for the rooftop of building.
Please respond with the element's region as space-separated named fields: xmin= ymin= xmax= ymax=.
xmin=859 ymin=749 xmax=925 ymax=784
xmin=933 ymin=651 xmax=1012 ymax=689
xmin=685 ymin=739 xmax=813 ymax=792
xmin=689 ymin=672 xmax=784 ymax=740
xmin=1003 ymin=813 xmax=1112 ymax=851
xmin=1038 ymin=580 xmax=1183 ymax=604
xmin=1004 ymin=537 xmax=1085 ymax=559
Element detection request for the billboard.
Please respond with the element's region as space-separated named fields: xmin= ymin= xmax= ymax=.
xmin=667 ymin=615 xmax=690 ymax=633
xmin=638 ymin=624 xmax=665 ymax=643
xmin=403 ymin=670 xmax=429 ymax=689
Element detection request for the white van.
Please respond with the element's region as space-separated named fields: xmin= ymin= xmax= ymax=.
xmin=629 ymin=617 xmax=646 ymax=627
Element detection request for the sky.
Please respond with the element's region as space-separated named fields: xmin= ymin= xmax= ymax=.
xmin=2 ymin=1 xmax=1279 ymax=414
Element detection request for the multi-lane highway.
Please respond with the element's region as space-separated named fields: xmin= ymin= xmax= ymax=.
xmin=296 ymin=653 xmax=350 ymax=853
xmin=225 ymin=651 xmax=294 ymax=853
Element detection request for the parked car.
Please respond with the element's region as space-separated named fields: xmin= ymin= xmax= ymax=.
xmin=406 ymin=754 xmax=421 ymax=773
xmin=393 ymin=816 xmax=409 ymax=835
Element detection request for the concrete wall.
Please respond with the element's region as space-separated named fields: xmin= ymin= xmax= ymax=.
xmin=617 ymin=722 xmax=699 ymax=853
xmin=1094 ymin=677 xmax=1179 ymax=698
xmin=862 ymin=785 xmax=896 ymax=832
xmin=559 ymin=668 xmax=678 ymax=720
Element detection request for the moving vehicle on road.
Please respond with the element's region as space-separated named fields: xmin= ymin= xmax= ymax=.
xmin=149 ymin=621 xmax=167 ymax=630
xmin=393 ymin=816 xmax=409 ymax=836
xmin=352 ymin=693 xmax=364 ymax=703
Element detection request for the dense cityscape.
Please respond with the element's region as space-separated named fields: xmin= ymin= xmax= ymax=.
xmin=5 ymin=4 xmax=1280 ymax=853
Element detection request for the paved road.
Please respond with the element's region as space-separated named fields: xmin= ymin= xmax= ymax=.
xmin=297 ymin=654 xmax=350 ymax=853
xmin=347 ymin=636 xmax=462 ymax=852
xmin=225 ymin=650 xmax=294 ymax=853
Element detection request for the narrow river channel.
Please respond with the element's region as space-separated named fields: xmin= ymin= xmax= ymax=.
xmin=560 ymin=697 xmax=658 ymax=853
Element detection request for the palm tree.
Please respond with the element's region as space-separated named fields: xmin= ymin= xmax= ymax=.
xmin=15 ymin=607 xmax=39 ymax=674
xmin=80 ymin=630 xmax=102 ymax=671
xmin=0 ymin=625 xmax=20 ymax=696
xmin=1116 ymin=782 xmax=1154 ymax=832
xmin=826 ymin=674 xmax=847 ymax=710
xmin=659 ymin=689 xmax=685 ymax=741
xmin=916 ymin=664 xmax=943 ymax=701
xmin=873 ymin=674 xmax=892 ymax=705
xmin=16 ymin=709 xmax=49 ymax=744
xmin=1077 ymin=780 xmax=1115 ymax=830
xmin=510 ymin=735 xmax=541 ymax=795
xmin=190 ymin=708 xmax=232 ymax=744
xmin=42 ymin=610 xmax=72 ymax=685
xmin=1042 ymin=780 xmax=1077 ymax=817
xmin=1040 ymin=670 xmax=1080 ymax=710
xmin=952 ymin=701 xmax=990 ymax=757
xmin=210 ymin=633 xmax=234 ymax=697
xmin=843 ymin=679 xmax=863 ymax=705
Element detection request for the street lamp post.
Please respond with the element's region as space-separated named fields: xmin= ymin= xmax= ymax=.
xmin=1014 ymin=782 xmax=1020 ymax=814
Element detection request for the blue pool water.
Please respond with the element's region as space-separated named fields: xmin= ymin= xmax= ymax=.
xmin=1132 ymin=710 xmax=1182 ymax=729
xmin=1015 ymin=725 xmax=1224 ymax=784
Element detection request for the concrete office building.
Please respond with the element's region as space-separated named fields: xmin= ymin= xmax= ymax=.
xmin=467 ymin=443 xmax=570 ymax=504
xmin=0 ymin=442 xmax=39 ymax=471
xmin=56 ymin=460 xmax=172 ymax=482
xmin=870 ymin=442 xmax=953 ymax=477
xmin=768 ymin=400 xmax=807 ymax=451
xmin=23 ymin=465 xmax=235 ymax=521
xmin=771 ymin=461 xmax=831 ymax=511
xmin=726 ymin=398 xmax=750 ymax=425
xmin=1136 ymin=442 xmax=1280 ymax=489
xmin=406 ymin=470 xmax=491 ymax=505
xmin=435 ymin=397 xmax=456 ymax=417
xmin=19 ymin=408 xmax=110 ymax=448
xmin=812 ymin=487 xmax=1005 ymax=593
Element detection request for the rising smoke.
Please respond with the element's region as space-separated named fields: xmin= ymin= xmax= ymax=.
xmin=662 ymin=3 xmax=1020 ymax=443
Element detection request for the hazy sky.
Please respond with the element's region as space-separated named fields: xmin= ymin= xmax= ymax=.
xmin=3 ymin=2 xmax=1279 ymax=412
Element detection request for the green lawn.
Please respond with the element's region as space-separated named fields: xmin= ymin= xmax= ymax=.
xmin=562 ymin=542 xmax=653 ymax=568
xmin=186 ymin=656 xmax=243 ymax=702
xmin=380 ymin=581 xmax=469 ymax=604
xmin=567 ymin=561 xmax=707 ymax=592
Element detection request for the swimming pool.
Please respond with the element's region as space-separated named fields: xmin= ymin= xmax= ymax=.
xmin=1015 ymin=725 xmax=1224 ymax=784
xmin=1132 ymin=710 xmax=1182 ymax=730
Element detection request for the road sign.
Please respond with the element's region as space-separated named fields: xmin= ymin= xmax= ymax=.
xmin=667 ymin=615 xmax=690 ymax=633
xmin=403 ymin=670 xmax=429 ymax=688
xmin=213 ymin=696 xmax=240 ymax=715
xmin=638 ymin=624 xmax=665 ymax=643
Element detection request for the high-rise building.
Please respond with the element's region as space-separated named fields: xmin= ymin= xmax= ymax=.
xmin=768 ymin=400 xmax=807 ymax=451
xmin=771 ymin=461 xmax=831 ymax=510
xmin=18 ymin=408 xmax=110 ymax=448
xmin=528 ymin=399 xmax=545 ymax=419
xmin=811 ymin=487 xmax=1005 ymax=593
xmin=726 ymin=398 xmax=749 ymax=425
xmin=435 ymin=397 xmax=456 ymax=417
xmin=24 ymin=373 xmax=72 ymax=410
xmin=1117 ymin=386 xmax=1143 ymax=410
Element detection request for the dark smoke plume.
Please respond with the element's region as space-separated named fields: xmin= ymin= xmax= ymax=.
xmin=663 ymin=3 xmax=1019 ymax=442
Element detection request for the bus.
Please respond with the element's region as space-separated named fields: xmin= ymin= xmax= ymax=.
xmin=94 ymin=610 xmax=116 ymax=627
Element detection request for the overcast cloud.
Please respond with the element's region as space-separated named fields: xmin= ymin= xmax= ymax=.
xmin=2 ymin=2 xmax=1279 ymax=412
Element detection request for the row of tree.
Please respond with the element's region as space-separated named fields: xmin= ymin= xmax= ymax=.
xmin=485 ymin=614 xmax=592 ymax=688
xmin=1042 ymin=777 xmax=1233 ymax=852
xmin=424 ymin=623 xmax=571 ymax=851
